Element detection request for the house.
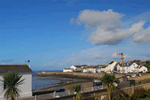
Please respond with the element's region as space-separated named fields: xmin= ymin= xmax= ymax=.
xmin=139 ymin=66 xmax=148 ymax=73
xmin=105 ymin=60 xmax=117 ymax=73
xmin=81 ymin=66 xmax=97 ymax=73
xmin=81 ymin=68 xmax=89 ymax=73
xmin=101 ymin=65 xmax=106 ymax=72
xmin=0 ymin=64 xmax=32 ymax=100
xmin=119 ymin=63 xmax=131 ymax=73
xmin=96 ymin=66 xmax=102 ymax=73
xmin=129 ymin=62 xmax=139 ymax=73
xmin=87 ymin=66 xmax=97 ymax=73
xmin=70 ymin=65 xmax=82 ymax=72
xmin=63 ymin=68 xmax=73 ymax=72
xmin=119 ymin=62 xmax=142 ymax=73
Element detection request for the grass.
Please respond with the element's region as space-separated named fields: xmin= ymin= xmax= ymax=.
xmin=129 ymin=74 xmax=150 ymax=81
xmin=140 ymin=97 xmax=150 ymax=100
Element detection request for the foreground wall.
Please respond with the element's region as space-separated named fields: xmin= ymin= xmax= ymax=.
xmin=0 ymin=72 xmax=32 ymax=100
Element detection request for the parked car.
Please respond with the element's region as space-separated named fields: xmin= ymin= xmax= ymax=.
xmin=138 ymin=73 xmax=142 ymax=76
xmin=53 ymin=87 xmax=67 ymax=98
xmin=131 ymin=74 xmax=137 ymax=77
xmin=126 ymin=75 xmax=131 ymax=78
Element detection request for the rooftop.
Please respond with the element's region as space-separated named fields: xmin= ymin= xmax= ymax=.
xmin=0 ymin=64 xmax=32 ymax=73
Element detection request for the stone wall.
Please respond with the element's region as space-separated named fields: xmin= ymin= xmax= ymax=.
xmin=37 ymin=72 xmax=124 ymax=79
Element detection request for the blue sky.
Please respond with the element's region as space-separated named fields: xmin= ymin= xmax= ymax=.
xmin=1 ymin=0 xmax=150 ymax=71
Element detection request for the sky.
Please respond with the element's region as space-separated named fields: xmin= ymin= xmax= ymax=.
xmin=1 ymin=0 xmax=150 ymax=71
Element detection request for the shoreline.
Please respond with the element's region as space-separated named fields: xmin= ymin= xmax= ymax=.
xmin=37 ymin=72 xmax=125 ymax=79
xmin=32 ymin=80 xmax=92 ymax=93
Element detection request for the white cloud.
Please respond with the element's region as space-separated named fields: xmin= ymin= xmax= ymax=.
xmin=112 ymin=53 xmax=119 ymax=58
xmin=133 ymin=26 xmax=150 ymax=42
xmin=71 ymin=9 xmax=150 ymax=45
xmin=75 ymin=9 xmax=123 ymax=28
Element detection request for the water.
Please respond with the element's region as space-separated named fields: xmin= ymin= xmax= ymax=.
xmin=32 ymin=70 xmax=62 ymax=90
xmin=32 ymin=70 xmax=88 ymax=90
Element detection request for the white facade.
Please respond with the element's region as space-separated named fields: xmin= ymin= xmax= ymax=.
xmin=70 ymin=65 xmax=81 ymax=71
xmin=120 ymin=67 xmax=130 ymax=73
xmin=105 ymin=61 xmax=117 ymax=73
xmin=96 ymin=67 xmax=101 ymax=73
xmin=0 ymin=72 xmax=32 ymax=100
xmin=63 ymin=68 xmax=73 ymax=72
xmin=82 ymin=69 xmax=88 ymax=73
xmin=88 ymin=68 xmax=97 ymax=73
xmin=129 ymin=62 xmax=139 ymax=73
xmin=139 ymin=66 xmax=148 ymax=73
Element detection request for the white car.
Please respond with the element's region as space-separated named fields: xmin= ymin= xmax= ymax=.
xmin=126 ymin=75 xmax=130 ymax=78
xmin=131 ymin=74 xmax=137 ymax=77
xmin=53 ymin=87 xmax=67 ymax=98
xmin=139 ymin=73 xmax=142 ymax=76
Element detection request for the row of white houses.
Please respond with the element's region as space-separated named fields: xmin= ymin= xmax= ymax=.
xmin=63 ymin=60 xmax=148 ymax=73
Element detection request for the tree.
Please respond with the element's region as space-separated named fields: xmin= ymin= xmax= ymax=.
xmin=0 ymin=71 xmax=25 ymax=100
xmin=70 ymin=84 xmax=83 ymax=100
xmin=101 ymin=73 xmax=116 ymax=100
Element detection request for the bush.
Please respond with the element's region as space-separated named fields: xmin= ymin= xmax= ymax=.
xmin=130 ymin=94 xmax=140 ymax=100
xmin=112 ymin=97 xmax=121 ymax=100
xmin=146 ymin=91 xmax=150 ymax=97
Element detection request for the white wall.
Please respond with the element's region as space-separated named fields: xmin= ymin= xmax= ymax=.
xmin=63 ymin=69 xmax=73 ymax=72
xmin=70 ymin=65 xmax=76 ymax=71
xmin=120 ymin=67 xmax=130 ymax=73
xmin=0 ymin=72 xmax=32 ymax=100
xmin=139 ymin=66 xmax=148 ymax=72
xmin=129 ymin=63 xmax=139 ymax=72
xmin=82 ymin=69 xmax=88 ymax=73
xmin=105 ymin=61 xmax=117 ymax=72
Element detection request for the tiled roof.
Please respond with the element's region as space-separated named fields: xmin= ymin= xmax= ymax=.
xmin=0 ymin=64 xmax=32 ymax=73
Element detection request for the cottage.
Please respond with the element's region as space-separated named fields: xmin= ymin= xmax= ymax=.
xmin=129 ymin=62 xmax=139 ymax=73
xmin=0 ymin=64 xmax=32 ymax=100
xmin=105 ymin=60 xmax=117 ymax=73
xmin=70 ymin=65 xmax=82 ymax=72
xmin=63 ymin=68 xmax=73 ymax=72
xmin=119 ymin=63 xmax=131 ymax=73
xmin=139 ymin=66 xmax=148 ymax=73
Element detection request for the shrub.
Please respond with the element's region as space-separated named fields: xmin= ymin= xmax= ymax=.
xmin=134 ymin=87 xmax=147 ymax=98
xmin=112 ymin=97 xmax=121 ymax=100
xmin=130 ymin=94 xmax=140 ymax=100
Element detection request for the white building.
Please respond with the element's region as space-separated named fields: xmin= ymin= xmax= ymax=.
xmin=139 ymin=66 xmax=148 ymax=73
xmin=105 ymin=60 xmax=118 ymax=73
xmin=119 ymin=63 xmax=131 ymax=73
xmin=70 ymin=65 xmax=86 ymax=72
xmin=82 ymin=68 xmax=89 ymax=73
xmin=129 ymin=62 xmax=139 ymax=73
xmin=63 ymin=68 xmax=73 ymax=72
xmin=0 ymin=64 xmax=32 ymax=100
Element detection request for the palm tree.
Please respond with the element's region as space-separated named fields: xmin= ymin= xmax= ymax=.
xmin=70 ymin=84 xmax=83 ymax=100
xmin=0 ymin=71 xmax=25 ymax=100
xmin=101 ymin=73 xmax=116 ymax=100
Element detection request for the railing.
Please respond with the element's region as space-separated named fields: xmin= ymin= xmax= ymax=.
xmin=19 ymin=86 xmax=104 ymax=100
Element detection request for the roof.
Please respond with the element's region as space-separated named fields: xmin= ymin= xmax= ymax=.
xmin=119 ymin=63 xmax=132 ymax=67
xmin=64 ymin=68 xmax=72 ymax=69
xmin=109 ymin=61 xmax=114 ymax=64
xmin=74 ymin=65 xmax=82 ymax=68
xmin=0 ymin=64 xmax=32 ymax=73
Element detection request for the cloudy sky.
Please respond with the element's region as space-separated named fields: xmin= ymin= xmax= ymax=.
xmin=1 ymin=0 xmax=150 ymax=70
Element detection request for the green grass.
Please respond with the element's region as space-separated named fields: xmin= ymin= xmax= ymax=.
xmin=140 ymin=97 xmax=150 ymax=100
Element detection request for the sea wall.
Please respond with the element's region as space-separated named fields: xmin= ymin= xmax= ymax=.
xmin=37 ymin=72 xmax=124 ymax=79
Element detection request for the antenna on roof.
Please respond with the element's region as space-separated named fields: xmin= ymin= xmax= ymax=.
xmin=25 ymin=60 xmax=30 ymax=68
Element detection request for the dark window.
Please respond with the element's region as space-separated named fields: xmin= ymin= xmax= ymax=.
xmin=56 ymin=89 xmax=65 ymax=92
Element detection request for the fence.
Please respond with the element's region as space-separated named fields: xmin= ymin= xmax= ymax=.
xmin=19 ymin=85 xmax=104 ymax=100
